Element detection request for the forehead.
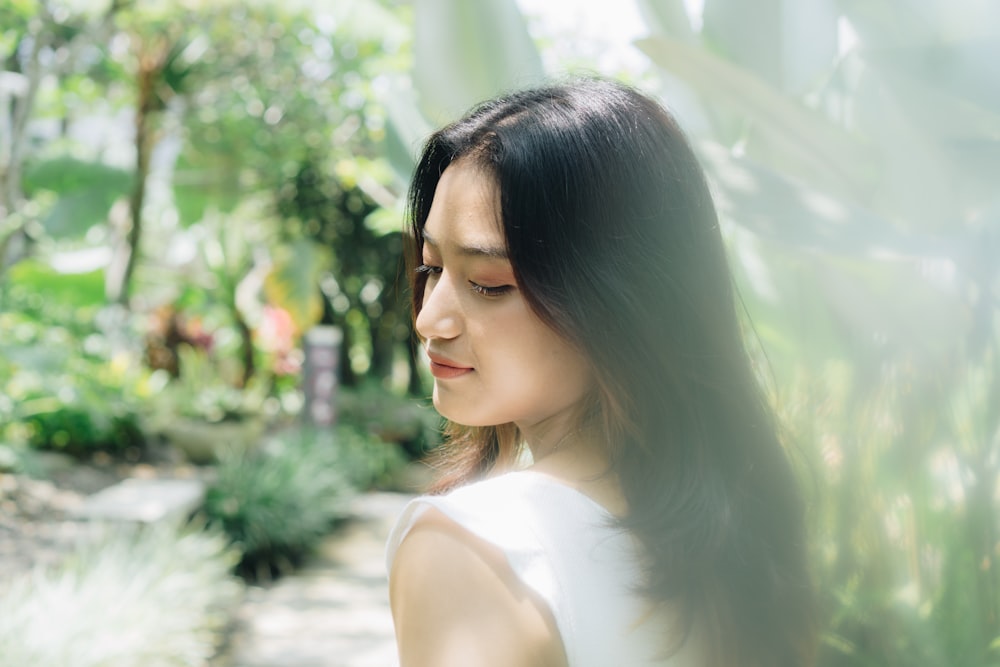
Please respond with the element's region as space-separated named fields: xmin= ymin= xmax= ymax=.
xmin=422 ymin=160 xmax=505 ymax=252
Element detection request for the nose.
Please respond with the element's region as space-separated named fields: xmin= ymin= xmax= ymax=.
xmin=415 ymin=271 xmax=462 ymax=341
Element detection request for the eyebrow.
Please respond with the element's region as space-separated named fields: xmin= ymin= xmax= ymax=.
xmin=422 ymin=229 xmax=508 ymax=259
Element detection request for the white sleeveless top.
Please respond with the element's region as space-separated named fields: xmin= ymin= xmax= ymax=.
xmin=385 ymin=470 xmax=700 ymax=667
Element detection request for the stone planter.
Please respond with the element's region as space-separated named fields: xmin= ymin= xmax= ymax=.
xmin=161 ymin=417 xmax=265 ymax=464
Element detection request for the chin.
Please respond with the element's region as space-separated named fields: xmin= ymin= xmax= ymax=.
xmin=433 ymin=401 xmax=495 ymax=428
xmin=438 ymin=413 xmax=495 ymax=428
xmin=431 ymin=398 xmax=461 ymax=424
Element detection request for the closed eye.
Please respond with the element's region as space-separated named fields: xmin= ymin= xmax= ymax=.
xmin=469 ymin=282 xmax=512 ymax=297
xmin=418 ymin=264 xmax=510 ymax=297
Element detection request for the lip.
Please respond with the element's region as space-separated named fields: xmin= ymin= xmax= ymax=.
xmin=426 ymin=351 xmax=474 ymax=380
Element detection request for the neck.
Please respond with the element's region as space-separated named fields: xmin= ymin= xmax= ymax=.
xmin=522 ymin=428 xmax=624 ymax=517
xmin=520 ymin=414 xmax=582 ymax=462
xmin=522 ymin=422 xmax=605 ymax=469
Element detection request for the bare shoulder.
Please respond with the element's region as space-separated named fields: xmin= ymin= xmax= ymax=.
xmin=389 ymin=507 xmax=567 ymax=667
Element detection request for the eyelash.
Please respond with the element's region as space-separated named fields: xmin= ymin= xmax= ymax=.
xmin=414 ymin=263 xmax=441 ymax=277
xmin=470 ymin=283 xmax=512 ymax=297
xmin=415 ymin=264 xmax=512 ymax=298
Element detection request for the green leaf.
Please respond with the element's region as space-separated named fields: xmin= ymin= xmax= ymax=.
xmin=698 ymin=142 xmax=939 ymax=257
xmin=329 ymin=0 xmax=409 ymax=44
xmin=702 ymin=0 xmax=785 ymax=88
xmin=380 ymin=76 xmax=435 ymax=185
xmin=23 ymin=157 xmax=132 ymax=197
xmin=0 ymin=343 xmax=73 ymax=377
xmin=40 ymin=189 xmax=120 ymax=239
xmin=702 ymin=144 xmax=971 ymax=368
xmin=264 ymin=239 xmax=330 ymax=332
xmin=7 ymin=259 xmax=105 ymax=308
xmin=364 ymin=206 xmax=404 ymax=237
xmin=843 ymin=52 xmax=1000 ymax=230
xmin=701 ymin=0 xmax=839 ymax=93
xmin=862 ymin=57 xmax=1000 ymax=145
xmin=838 ymin=0 xmax=1000 ymax=111
xmin=810 ymin=254 xmax=970 ymax=366
xmin=413 ymin=0 xmax=545 ymax=125
xmin=22 ymin=157 xmax=132 ymax=240
xmin=636 ymin=35 xmax=879 ymax=203
xmin=172 ymin=157 xmax=241 ymax=227
xmin=633 ymin=0 xmax=697 ymax=41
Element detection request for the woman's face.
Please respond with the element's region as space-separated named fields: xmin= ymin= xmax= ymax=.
xmin=415 ymin=160 xmax=593 ymax=445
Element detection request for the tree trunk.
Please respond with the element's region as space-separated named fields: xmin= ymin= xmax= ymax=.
xmin=113 ymin=66 xmax=155 ymax=307
xmin=0 ymin=32 xmax=44 ymax=275
xmin=232 ymin=303 xmax=256 ymax=388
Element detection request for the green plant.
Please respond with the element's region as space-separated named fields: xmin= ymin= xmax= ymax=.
xmin=0 ymin=521 xmax=241 ymax=667
xmin=23 ymin=407 xmax=143 ymax=457
xmin=145 ymin=345 xmax=270 ymax=426
xmin=338 ymin=381 xmax=442 ymax=459
xmin=1 ymin=306 xmax=153 ymax=459
xmin=327 ymin=423 xmax=410 ymax=490
xmin=203 ymin=427 xmax=360 ymax=580
xmin=1 ymin=259 xmax=107 ymax=336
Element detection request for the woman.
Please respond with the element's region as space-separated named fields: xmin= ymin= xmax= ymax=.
xmin=386 ymin=78 xmax=816 ymax=667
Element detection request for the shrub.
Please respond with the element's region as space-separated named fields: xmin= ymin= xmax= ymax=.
xmin=1 ymin=309 xmax=152 ymax=459
xmin=326 ymin=423 xmax=409 ymax=490
xmin=0 ymin=521 xmax=241 ymax=667
xmin=337 ymin=382 xmax=442 ymax=459
xmin=24 ymin=407 xmax=144 ymax=457
xmin=203 ymin=427 xmax=361 ymax=580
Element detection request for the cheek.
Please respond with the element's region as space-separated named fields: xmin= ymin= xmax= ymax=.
xmin=547 ymin=347 xmax=594 ymax=401
xmin=468 ymin=298 xmax=592 ymax=394
xmin=496 ymin=324 xmax=593 ymax=398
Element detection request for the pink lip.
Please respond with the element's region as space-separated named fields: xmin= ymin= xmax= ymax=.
xmin=427 ymin=351 xmax=473 ymax=379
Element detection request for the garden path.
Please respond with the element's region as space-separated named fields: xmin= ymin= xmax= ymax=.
xmin=221 ymin=491 xmax=413 ymax=667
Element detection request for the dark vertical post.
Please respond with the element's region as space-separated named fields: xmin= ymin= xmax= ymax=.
xmin=302 ymin=325 xmax=342 ymax=427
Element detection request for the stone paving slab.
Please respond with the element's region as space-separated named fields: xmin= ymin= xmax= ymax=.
xmin=72 ymin=477 xmax=206 ymax=523
xmin=224 ymin=492 xmax=413 ymax=667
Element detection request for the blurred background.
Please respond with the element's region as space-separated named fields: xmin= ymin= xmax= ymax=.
xmin=1 ymin=0 xmax=998 ymax=665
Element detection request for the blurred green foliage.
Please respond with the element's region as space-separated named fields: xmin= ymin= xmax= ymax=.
xmin=633 ymin=1 xmax=1000 ymax=663
xmin=2 ymin=0 xmax=413 ymax=392
xmin=1 ymin=0 xmax=419 ymax=464
xmin=22 ymin=157 xmax=133 ymax=241
xmin=0 ymin=264 xmax=151 ymax=458
xmin=2 ymin=259 xmax=104 ymax=328
xmin=203 ymin=424 xmax=404 ymax=580
xmin=338 ymin=381 xmax=442 ymax=460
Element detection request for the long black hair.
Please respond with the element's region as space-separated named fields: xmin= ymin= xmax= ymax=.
xmin=406 ymin=78 xmax=816 ymax=667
